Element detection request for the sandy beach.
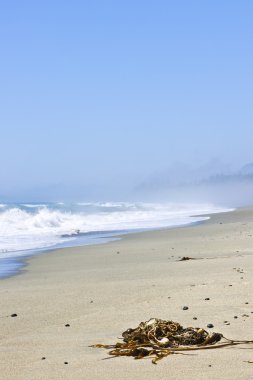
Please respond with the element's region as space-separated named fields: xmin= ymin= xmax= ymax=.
xmin=1 ymin=207 xmax=253 ymax=379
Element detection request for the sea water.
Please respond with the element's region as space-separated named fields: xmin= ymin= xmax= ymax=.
xmin=0 ymin=201 xmax=231 ymax=278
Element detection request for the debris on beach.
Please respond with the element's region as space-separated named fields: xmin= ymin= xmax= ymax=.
xmin=178 ymin=256 xmax=195 ymax=261
xmin=91 ymin=318 xmax=253 ymax=364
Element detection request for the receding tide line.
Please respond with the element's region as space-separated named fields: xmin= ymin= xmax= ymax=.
xmin=0 ymin=204 xmax=233 ymax=279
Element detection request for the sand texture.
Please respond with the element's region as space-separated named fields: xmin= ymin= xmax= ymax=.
xmin=1 ymin=208 xmax=253 ymax=379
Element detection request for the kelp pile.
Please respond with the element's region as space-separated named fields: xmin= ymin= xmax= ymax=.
xmin=91 ymin=318 xmax=253 ymax=364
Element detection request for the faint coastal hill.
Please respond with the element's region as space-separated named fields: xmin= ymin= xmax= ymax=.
xmin=136 ymin=161 xmax=253 ymax=189
xmin=135 ymin=161 xmax=253 ymax=206
xmin=201 ymin=162 xmax=253 ymax=185
xmin=239 ymin=163 xmax=253 ymax=176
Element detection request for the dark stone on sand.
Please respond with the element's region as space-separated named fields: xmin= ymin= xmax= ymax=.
xmin=234 ymin=316 xmax=238 ymax=319
xmin=245 ymin=302 xmax=249 ymax=304
xmin=229 ymin=285 xmax=232 ymax=287
xmin=208 ymin=365 xmax=212 ymax=367
xmin=207 ymin=324 xmax=214 ymax=328
xmin=205 ymin=298 xmax=210 ymax=300
xmin=11 ymin=313 xmax=17 ymax=317
xmin=182 ymin=306 xmax=189 ymax=310
xmin=90 ymin=300 xmax=94 ymax=303
xmin=65 ymin=324 xmax=70 ymax=327
xmin=64 ymin=362 xmax=68 ymax=365
xmin=41 ymin=357 xmax=46 ymax=360
xmin=224 ymin=321 xmax=228 ymax=323
xmin=193 ymin=317 xmax=198 ymax=320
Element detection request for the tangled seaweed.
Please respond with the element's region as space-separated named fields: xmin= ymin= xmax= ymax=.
xmin=91 ymin=318 xmax=253 ymax=364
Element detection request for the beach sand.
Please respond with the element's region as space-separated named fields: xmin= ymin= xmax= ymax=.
xmin=1 ymin=207 xmax=253 ymax=379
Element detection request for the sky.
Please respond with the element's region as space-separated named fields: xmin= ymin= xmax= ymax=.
xmin=0 ymin=1 xmax=253 ymax=200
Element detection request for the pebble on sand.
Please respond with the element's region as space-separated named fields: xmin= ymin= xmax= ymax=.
xmin=182 ymin=306 xmax=189 ymax=310
xmin=11 ymin=313 xmax=17 ymax=317
xmin=207 ymin=324 xmax=214 ymax=328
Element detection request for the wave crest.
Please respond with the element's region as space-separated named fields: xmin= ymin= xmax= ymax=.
xmin=0 ymin=202 xmax=231 ymax=255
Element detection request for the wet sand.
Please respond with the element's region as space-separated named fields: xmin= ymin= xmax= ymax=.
xmin=1 ymin=207 xmax=253 ymax=379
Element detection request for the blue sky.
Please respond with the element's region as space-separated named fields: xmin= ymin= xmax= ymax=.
xmin=1 ymin=1 xmax=253 ymax=200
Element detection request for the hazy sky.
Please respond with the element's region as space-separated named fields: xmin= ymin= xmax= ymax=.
xmin=1 ymin=1 xmax=253 ymax=200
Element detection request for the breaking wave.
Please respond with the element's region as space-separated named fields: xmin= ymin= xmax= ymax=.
xmin=0 ymin=202 xmax=231 ymax=258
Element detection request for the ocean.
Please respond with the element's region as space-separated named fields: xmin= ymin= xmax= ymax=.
xmin=0 ymin=201 xmax=231 ymax=277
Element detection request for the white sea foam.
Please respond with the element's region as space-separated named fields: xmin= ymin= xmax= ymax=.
xmin=0 ymin=202 xmax=232 ymax=258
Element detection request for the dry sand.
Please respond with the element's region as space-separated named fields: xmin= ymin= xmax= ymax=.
xmin=1 ymin=207 xmax=253 ymax=379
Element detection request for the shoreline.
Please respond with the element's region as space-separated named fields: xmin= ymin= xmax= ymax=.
xmin=0 ymin=208 xmax=232 ymax=280
xmin=1 ymin=207 xmax=253 ymax=379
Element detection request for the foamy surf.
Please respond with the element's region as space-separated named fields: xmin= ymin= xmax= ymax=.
xmin=0 ymin=202 xmax=231 ymax=259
